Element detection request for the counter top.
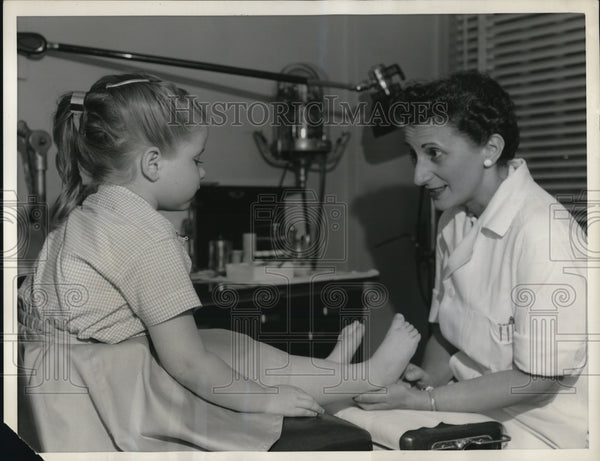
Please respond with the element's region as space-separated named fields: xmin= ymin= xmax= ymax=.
xmin=190 ymin=267 xmax=380 ymax=287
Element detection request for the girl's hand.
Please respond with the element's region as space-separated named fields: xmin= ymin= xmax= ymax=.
xmin=264 ymin=385 xmax=325 ymax=417
xmin=353 ymin=383 xmax=428 ymax=411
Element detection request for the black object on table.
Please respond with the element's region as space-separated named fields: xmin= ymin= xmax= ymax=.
xmin=399 ymin=421 xmax=511 ymax=450
xmin=192 ymin=270 xmax=381 ymax=360
xmin=271 ymin=414 xmax=373 ymax=451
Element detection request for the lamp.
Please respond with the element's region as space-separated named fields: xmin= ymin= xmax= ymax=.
xmin=17 ymin=33 xmax=406 ymax=133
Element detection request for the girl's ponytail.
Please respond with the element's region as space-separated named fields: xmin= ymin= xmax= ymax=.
xmin=50 ymin=92 xmax=87 ymax=228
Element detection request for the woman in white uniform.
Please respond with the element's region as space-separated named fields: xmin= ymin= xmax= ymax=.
xmin=353 ymin=71 xmax=588 ymax=448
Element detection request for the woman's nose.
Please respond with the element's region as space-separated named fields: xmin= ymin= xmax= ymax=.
xmin=413 ymin=160 xmax=431 ymax=186
xmin=199 ymin=167 xmax=206 ymax=179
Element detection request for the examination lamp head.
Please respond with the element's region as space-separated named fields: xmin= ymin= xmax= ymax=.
xmin=366 ymin=64 xmax=406 ymax=138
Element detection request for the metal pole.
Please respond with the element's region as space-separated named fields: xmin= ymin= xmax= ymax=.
xmin=17 ymin=33 xmax=361 ymax=90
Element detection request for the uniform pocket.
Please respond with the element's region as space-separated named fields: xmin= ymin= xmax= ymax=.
xmin=495 ymin=316 xmax=515 ymax=345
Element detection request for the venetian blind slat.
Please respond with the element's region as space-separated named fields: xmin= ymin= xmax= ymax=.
xmin=527 ymin=159 xmax=587 ymax=169
xmin=492 ymin=30 xmax=586 ymax=59
xmin=519 ymin=137 xmax=585 ymax=149
xmin=499 ymin=66 xmax=586 ymax=87
xmin=492 ymin=54 xmax=585 ymax=78
xmin=492 ymin=43 xmax=586 ymax=67
xmin=491 ymin=17 xmax=585 ymax=43
xmin=504 ymin=77 xmax=585 ymax=96
xmin=490 ymin=13 xmax=580 ymax=30
xmin=518 ymin=113 xmax=586 ymax=128
xmin=516 ymin=100 xmax=585 ymax=116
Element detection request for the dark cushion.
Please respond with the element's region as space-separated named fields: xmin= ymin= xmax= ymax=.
xmin=269 ymin=414 xmax=372 ymax=451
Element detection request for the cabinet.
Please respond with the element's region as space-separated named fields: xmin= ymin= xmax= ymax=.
xmin=192 ymin=270 xmax=382 ymax=359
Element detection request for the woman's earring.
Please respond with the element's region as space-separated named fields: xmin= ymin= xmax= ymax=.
xmin=483 ymin=158 xmax=493 ymax=168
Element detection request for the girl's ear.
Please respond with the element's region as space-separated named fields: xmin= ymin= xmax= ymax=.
xmin=482 ymin=133 xmax=505 ymax=167
xmin=140 ymin=147 xmax=161 ymax=182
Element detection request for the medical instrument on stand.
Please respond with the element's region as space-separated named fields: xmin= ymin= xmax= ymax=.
xmin=252 ymin=63 xmax=350 ymax=265
xmin=250 ymin=62 xmax=405 ymax=265
xmin=17 ymin=120 xmax=51 ymax=239
xmin=17 ymin=120 xmax=50 ymax=205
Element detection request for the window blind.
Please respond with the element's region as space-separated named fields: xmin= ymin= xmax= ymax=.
xmin=450 ymin=13 xmax=587 ymax=224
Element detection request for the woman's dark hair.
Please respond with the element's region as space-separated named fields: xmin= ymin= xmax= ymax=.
xmin=402 ymin=71 xmax=520 ymax=162
xmin=50 ymin=73 xmax=206 ymax=227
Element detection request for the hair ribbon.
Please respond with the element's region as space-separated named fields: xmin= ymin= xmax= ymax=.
xmin=70 ymin=91 xmax=86 ymax=131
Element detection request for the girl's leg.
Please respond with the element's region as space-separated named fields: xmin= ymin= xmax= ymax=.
xmin=199 ymin=314 xmax=420 ymax=405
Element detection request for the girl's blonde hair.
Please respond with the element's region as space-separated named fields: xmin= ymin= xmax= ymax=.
xmin=51 ymin=73 xmax=205 ymax=227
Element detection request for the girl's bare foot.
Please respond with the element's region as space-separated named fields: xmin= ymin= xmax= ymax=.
xmin=327 ymin=320 xmax=365 ymax=363
xmin=368 ymin=314 xmax=420 ymax=386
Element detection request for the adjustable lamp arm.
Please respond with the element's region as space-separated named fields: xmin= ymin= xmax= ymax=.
xmin=17 ymin=32 xmax=379 ymax=92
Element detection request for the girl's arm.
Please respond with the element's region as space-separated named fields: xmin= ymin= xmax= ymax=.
xmin=147 ymin=311 xmax=324 ymax=416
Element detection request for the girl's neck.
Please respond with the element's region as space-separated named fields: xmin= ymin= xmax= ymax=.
xmin=110 ymin=181 xmax=159 ymax=210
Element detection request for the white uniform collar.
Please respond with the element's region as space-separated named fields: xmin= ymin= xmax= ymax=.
xmin=477 ymin=158 xmax=531 ymax=237
xmin=439 ymin=158 xmax=531 ymax=280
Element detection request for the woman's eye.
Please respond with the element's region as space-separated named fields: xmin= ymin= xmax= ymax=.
xmin=193 ymin=158 xmax=203 ymax=165
xmin=427 ymin=147 xmax=443 ymax=160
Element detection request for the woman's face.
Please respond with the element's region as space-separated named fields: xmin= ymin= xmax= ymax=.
xmin=405 ymin=124 xmax=488 ymax=214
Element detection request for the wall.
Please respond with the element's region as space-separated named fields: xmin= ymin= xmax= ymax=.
xmin=17 ymin=15 xmax=445 ymax=357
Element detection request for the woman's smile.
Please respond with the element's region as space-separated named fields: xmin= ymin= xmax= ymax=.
xmin=426 ymin=185 xmax=447 ymax=199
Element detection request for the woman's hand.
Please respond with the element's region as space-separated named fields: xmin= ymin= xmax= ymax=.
xmin=353 ymin=382 xmax=429 ymax=411
xmin=402 ymin=363 xmax=434 ymax=388
xmin=263 ymin=385 xmax=325 ymax=417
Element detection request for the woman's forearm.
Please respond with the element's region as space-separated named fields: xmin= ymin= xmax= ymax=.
xmin=416 ymin=368 xmax=561 ymax=413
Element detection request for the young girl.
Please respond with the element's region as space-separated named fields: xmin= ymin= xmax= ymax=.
xmin=17 ymin=73 xmax=420 ymax=451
